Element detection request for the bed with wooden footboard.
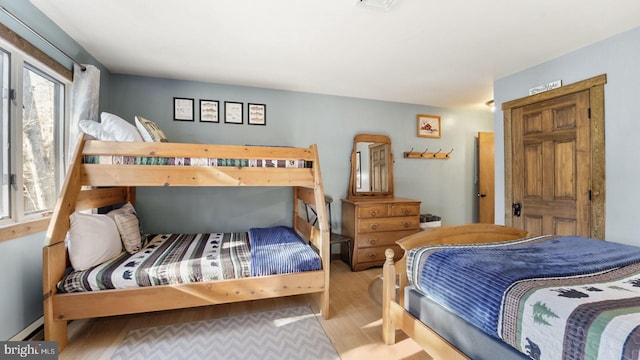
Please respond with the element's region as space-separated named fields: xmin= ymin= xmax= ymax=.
xmin=383 ymin=224 xmax=640 ymax=360
xmin=44 ymin=135 xmax=331 ymax=350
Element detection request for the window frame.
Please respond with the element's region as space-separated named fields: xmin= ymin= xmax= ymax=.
xmin=0 ymin=36 xmax=71 ymax=239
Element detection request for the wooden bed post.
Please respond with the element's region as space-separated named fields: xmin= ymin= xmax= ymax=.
xmin=310 ymin=144 xmax=331 ymax=319
xmin=382 ymin=248 xmax=397 ymax=344
xmin=43 ymin=134 xmax=85 ymax=350
xmin=43 ymin=242 xmax=68 ymax=350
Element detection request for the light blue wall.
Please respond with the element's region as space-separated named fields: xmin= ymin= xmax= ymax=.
xmin=0 ymin=0 xmax=111 ymax=340
xmin=110 ymin=75 xmax=493 ymax=234
xmin=0 ymin=233 xmax=43 ymax=339
xmin=494 ymin=26 xmax=640 ymax=246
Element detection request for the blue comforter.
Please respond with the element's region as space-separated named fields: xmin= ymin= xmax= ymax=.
xmin=249 ymin=226 xmax=321 ymax=276
xmin=410 ymin=235 xmax=640 ymax=338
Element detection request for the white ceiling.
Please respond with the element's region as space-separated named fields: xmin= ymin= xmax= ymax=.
xmin=30 ymin=0 xmax=640 ymax=109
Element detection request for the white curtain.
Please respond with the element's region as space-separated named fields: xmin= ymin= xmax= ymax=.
xmin=67 ymin=64 xmax=100 ymax=165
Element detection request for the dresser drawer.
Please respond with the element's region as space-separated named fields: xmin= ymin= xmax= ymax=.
xmin=356 ymin=245 xmax=404 ymax=263
xmin=356 ymin=204 xmax=389 ymax=218
xmin=391 ymin=204 xmax=420 ymax=217
xmin=357 ymin=217 xmax=419 ymax=233
xmin=356 ymin=230 xmax=418 ymax=249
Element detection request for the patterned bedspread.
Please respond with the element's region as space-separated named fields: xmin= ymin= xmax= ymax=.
xmin=407 ymin=236 xmax=640 ymax=360
xmin=58 ymin=227 xmax=320 ymax=293
xmin=83 ymin=155 xmax=310 ymax=168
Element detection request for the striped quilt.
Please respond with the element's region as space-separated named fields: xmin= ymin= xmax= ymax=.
xmin=407 ymin=236 xmax=640 ymax=360
xmin=58 ymin=227 xmax=320 ymax=293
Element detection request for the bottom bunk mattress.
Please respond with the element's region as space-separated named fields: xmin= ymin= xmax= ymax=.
xmin=58 ymin=226 xmax=321 ymax=293
xmin=406 ymin=235 xmax=640 ymax=360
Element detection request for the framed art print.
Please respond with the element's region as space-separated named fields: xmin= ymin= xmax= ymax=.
xmin=248 ymin=103 xmax=266 ymax=125
xmin=174 ymin=97 xmax=194 ymax=121
xmin=200 ymin=100 xmax=219 ymax=123
xmin=224 ymin=101 xmax=243 ymax=124
xmin=417 ymin=114 xmax=441 ymax=138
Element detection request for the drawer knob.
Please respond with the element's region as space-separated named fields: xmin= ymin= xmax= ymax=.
xmin=368 ymin=238 xmax=377 ymax=245
xmin=403 ymin=209 xmax=410 ymax=215
xmin=370 ymin=224 xmax=378 ymax=230
xmin=369 ymin=210 xmax=378 ymax=217
xmin=403 ymin=222 xmax=409 ymax=228
xmin=368 ymin=253 xmax=377 ymax=259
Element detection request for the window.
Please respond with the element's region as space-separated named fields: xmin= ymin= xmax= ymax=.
xmin=0 ymin=38 xmax=69 ymax=225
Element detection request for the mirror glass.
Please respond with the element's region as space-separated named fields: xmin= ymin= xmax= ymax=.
xmin=349 ymin=134 xmax=394 ymax=199
xmin=355 ymin=141 xmax=389 ymax=192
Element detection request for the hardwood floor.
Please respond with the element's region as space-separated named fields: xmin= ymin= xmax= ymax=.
xmin=58 ymin=260 xmax=430 ymax=360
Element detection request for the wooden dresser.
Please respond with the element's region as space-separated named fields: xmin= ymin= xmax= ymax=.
xmin=341 ymin=197 xmax=421 ymax=271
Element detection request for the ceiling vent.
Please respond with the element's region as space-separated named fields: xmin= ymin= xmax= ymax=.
xmin=356 ymin=0 xmax=397 ymax=10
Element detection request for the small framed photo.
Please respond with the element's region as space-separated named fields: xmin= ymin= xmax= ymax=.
xmin=200 ymin=100 xmax=219 ymax=123
xmin=417 ymin=114 xmax=441 ymax=138
xmin=224 ymin=101 xmax=243 ymax=124
xmin=174 ymin=97 xmax=194 ymax=121
xmin=248 ymin=103 xmax=266 ymax=125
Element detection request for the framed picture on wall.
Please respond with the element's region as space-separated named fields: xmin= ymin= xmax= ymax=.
xmin=200 ymin=100 xmax=219 ymax=123
xmin=417 ymin=114 xmax=441 ymax=138
xmin=174 ymin=97 xmax=194 ymax=121
xmin=224 ymin=101 xmax=243 ymax=124
xmin=248 ymin=103 xmax=266 ymax=125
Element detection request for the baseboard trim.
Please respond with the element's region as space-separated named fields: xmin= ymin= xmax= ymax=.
xmin=9 ymin=316 xmax=44 ymax=341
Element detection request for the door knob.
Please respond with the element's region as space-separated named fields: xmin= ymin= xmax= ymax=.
xmin=477 ymin=193 xmax=487 ymax=198
xmin=512 ymin=203 xmax=522 ymax=217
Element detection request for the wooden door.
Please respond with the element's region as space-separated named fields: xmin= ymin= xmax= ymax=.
xmin=478 ymin=132 xmax=495 ymax=223
xmin=511 ymin=90 xmax=591 ymax=236
xmin=504 ymin=74 xmax=606 ymax=239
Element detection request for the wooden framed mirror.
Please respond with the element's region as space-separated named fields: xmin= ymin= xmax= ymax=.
xmin=348 ymin=134 xmax=394 ymax=199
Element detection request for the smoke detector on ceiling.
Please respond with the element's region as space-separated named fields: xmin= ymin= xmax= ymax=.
xmin=356 ymin=0 xmax=397 ymax=10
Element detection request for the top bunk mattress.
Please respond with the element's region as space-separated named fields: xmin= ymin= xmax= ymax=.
xmin=83 ymin=155 xmax=311 ymax=168
xmin=58 ymin=226 xmax=321 ymax=293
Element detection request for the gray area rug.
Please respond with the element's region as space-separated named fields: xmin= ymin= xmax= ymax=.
xmin=111 ymin=306 xmax=340 ymax=360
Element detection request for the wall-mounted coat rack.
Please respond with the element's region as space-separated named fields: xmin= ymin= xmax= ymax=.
xmin=403 ymin=147 xmax=453 ymax=160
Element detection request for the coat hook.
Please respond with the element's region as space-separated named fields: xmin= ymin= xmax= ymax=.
xmin=446 ymin=148 xmax=454 ymax=157
xmin=433 ymin=149 xmax=441 ymax=157
xmin=420 ymin=147 xmax=429 ymax=157
xmin=408 ymin=147 xmax=414 ymax=153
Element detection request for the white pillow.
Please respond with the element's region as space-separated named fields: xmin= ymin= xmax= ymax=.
xmin=135 ymin=116 xmax=168 ymax=142
xmin=68 ymin=212 xmax=123 ymax=271
xmin=77 ymin=113 xmax=143 ymax=142
xmin=101 ymin=112 xmax=144 ymax=142
xmin=79 ymin=119 xmax=117 ymax=141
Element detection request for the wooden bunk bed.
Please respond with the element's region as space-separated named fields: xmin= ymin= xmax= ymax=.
xmin=44 ymin=135 xmax=331 ymax=350
xmin=382 ymin=224 xmax=640 ymax=360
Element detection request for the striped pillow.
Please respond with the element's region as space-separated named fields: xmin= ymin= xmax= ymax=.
xmin=114 ymin=213 xmax=143 ymax=254
xmin=135 ymin=116 xmax=168 ymax=142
